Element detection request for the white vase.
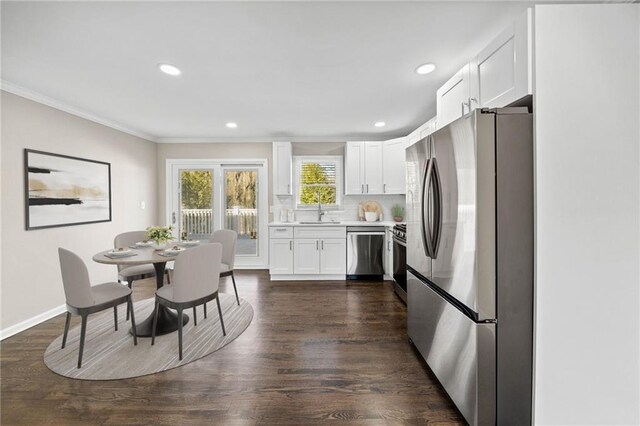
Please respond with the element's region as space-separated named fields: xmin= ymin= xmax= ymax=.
xmin=151 ymin=242 xmax=167 ymax=250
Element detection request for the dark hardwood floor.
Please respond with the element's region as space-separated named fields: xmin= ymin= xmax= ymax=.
xmin=1 ymin=270 xmax=464 ymax=425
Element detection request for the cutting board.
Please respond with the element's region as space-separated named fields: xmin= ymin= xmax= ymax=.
xmin=358 ymin=201 xmax=383 ymax=221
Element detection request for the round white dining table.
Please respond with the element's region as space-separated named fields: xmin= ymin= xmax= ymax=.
xmin=93 ymin=246 xmax=187 ymax=337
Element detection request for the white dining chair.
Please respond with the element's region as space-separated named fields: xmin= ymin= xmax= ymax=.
xmin=151 ymin=243 xmax=226 ymax=360
xmin=210 ymin=229 xmax=239 ymax=305
xmin=58 ymin=248 xmax=137 ymax=368
xmin=114 ymin=230 xmax=172 ymax=320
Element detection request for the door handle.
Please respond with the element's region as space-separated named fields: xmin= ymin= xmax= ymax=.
xmin=290 ymin=240 xmax=293 ymax=251
xmin=430 ymin=157 xmax=443 ymax=259
xmin=316 ymin=240 xmax=319 ymax=250
xmin=321 ymin=240 xmax=324 ymax=250
xmin=420 ymin=158 xmax=431 ymax=257
xmin=361 ymin=184 xmax=364 ymax=194
xmin=383 ymin=183 xmax=386 ymax=193
xmin=172 ymin=212 xmax=176 ymax=224
xmin=366 ymin=184 xmax=369 ymax=193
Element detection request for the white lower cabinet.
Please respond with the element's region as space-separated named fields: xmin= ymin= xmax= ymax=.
xmin=319 ymin=238 xmax=347 ymax=274
xmin=293 ymin=239 xmax=321 ymax=274
xmin=270 ymin=226 xmax=347 ymax=279
xmin=269 ymin=238 xmax=293 ymax=274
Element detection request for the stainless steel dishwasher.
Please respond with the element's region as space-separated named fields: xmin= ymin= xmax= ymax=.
xmin=346 ymin=226 xmax=385 ymax=280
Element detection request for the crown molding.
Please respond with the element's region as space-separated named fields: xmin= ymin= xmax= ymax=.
xmin=155 ymin=136 xmax=393 ymax=144
xmin=1 ymin=80 xmax=157 ymax=142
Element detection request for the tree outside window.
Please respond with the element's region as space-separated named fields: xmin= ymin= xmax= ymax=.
xmin=296 ymin=157 xmax=342 ymax=208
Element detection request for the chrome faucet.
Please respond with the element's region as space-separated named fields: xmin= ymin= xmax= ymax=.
xmin=317 ymin=191 xmax=325 ymax=222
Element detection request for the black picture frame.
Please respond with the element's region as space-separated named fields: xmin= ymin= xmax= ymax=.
xmin=24 ymin=149 xmax=112 ymax=230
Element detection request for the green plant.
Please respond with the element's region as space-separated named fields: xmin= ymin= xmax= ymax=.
xmin=391 ymin=204 xmax=404 ymax=218
xmin=146 ymin=225 xmax=175 ymax=245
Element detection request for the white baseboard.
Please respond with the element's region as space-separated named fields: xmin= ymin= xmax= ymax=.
xmin=269 ymin=274 xmax=346 ymax=281
xmin=0 ymin=304 xmax=66 ymax=341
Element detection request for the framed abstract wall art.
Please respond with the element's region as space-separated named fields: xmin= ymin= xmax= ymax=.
xmin=24 ymin=149 xmax=112 ymax=230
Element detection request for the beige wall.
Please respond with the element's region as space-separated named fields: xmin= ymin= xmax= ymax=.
xmin=1 ymin=92 xmax=158 ymax=331
xmin=156 ymin=143 xmax=273 ymax=224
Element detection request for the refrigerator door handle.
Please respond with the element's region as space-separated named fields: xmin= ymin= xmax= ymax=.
xmin=421 ymin=158 xmax=435 ymax=258
xmin=430 ymin=157 xmax=443 ymax=258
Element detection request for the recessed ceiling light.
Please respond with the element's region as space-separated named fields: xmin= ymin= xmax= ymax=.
xmin=158 ymin=64 xmax=181 ymax=76
xmin=226 ymin=122 xmax=238 ymax=129
xmin=415 ymin=63 xmax=436 ymax=75
xmin=374 ymin=121 xmax=386 ymax=128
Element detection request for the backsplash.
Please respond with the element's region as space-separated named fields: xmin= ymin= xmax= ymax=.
xmin=272 ymin=194 xmax=405 ymax=222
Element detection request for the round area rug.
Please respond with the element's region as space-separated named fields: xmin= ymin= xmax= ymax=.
xmin=44 ymin=294 xmax=253 ymax=380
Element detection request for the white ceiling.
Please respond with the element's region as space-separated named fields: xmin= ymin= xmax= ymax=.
xmin=1 ymin=1 xmax=531 ymax=142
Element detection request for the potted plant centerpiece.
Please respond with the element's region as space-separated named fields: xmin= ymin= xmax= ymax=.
xmin=391 ymin=204 xmax=405 ymax=222
xmin=146 ymin=225 xmax=175 ymax=250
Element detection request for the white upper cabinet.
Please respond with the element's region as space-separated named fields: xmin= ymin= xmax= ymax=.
xmin=363 ymin=141 xmax=384 ymax=194
xmin=382 ymin=137 xmax=407 ymax=194
xmin=272 ymin=141 xmax=292 ymax=195
xmin=470 ymin=8 xmax=532 ymax=108
xmin=345 ymin=141 xmax=383 ymax=195
xmin=436 ymin=9 xmax=532 ymax=128
xmin=436 ymin=64 xmax=473 ymax=128
xmin=345 ymin=142 xmax=365 ymax=194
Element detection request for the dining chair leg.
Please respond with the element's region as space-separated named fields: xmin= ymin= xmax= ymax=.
xmin=193 ymin=306 xmax=197 ymax=326
xmin=204 ymin=303 xmax=207 ymax=319
xmin=113 ymin=306 xmax=118 ymax=331
xmin=126 ymin=280 xmax=134 ymax=321
xmin=128 ymin=296 xmax=138 ymax=346
xmin=151 ymin=299 xmax=160 ymax=345
xmin=215 ymin=295 xmax=226 ymax=336
xmin=61 ymin=312 xmax=71 ymax=349
xmin=231 ymin=273 xmax=240 ymax=305
xmin=78 ymin=313 xmax=88 ymax=369
xmin=177 ymin=307 xmax=184 ymax=360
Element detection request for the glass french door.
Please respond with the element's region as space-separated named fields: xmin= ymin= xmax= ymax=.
xmin=175 ymin=168 xmax=217 ymax=240
xmin=169 ymin=160 xmax=267 ymax=267
xmin=223 ymin=167 xmax=259 ymax=257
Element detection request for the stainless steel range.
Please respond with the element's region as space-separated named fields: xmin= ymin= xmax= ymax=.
xmin=392 ymin=223 xmax=406 ymax=302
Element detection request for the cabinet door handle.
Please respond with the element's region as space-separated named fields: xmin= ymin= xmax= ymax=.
xmin=287 ymin=184 xmax=290 ymax=193
xmin=366 ymin=184 xmax=369 ymax=193
xmin=321 ymin=240 xmax=324 ymax=250
xmin=361 ymin=184 xmax=364 ymax=194
xmin=316 ymin=240 xmax=319 ymax=250
xmin=469 ymin=97 xmax=477 ymax=105
xmin=383 ymin=183 xmax=386 ymax=193
xmin=290 ymin=240 xmax=293 ymax=251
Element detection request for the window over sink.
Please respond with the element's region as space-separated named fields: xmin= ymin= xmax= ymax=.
xmin=293 ymin=156 xmax=343 ymax=210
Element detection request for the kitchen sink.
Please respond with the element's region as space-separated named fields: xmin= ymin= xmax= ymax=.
xmin=298 ymin=221 xmax=342 ymax=225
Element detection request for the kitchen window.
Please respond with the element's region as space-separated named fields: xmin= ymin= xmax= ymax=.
xmin=294 ymin=156 xmax=343 ymax=209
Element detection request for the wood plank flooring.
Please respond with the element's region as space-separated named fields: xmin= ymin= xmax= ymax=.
xmin=1 ymin=271 xmax=464 ymax=425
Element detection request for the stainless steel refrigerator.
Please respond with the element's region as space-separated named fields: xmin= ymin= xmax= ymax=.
xmin=406 ymin=108 xmax=533 ymax=425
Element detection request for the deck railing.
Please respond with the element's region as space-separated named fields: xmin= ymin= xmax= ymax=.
xmin=181 ymin=208 xmax=257 ymax=238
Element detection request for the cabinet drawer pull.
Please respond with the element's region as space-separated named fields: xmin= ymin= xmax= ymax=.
xmin=276 ymin=228 xmax=287 ymax=232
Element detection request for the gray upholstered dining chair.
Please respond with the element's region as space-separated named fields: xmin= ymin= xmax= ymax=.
xmin=114 ymin=230 xmax=171 ymax=320
xmin=210 ymin=229 xmax=239 ymax=305
xmin=151 ymin=243 xmax=226 ymax=360
xmin=58 ymin=248 xmax=137 ymax=369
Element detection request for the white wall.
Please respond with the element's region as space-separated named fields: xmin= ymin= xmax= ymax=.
xmin=533 ymin=4 xmax=640 ymax=424
xmin=1 ymin=92 xmax=158 ymax=334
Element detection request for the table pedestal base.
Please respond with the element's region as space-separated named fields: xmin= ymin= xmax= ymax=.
xmin=131 ymin=305 xmax=189 ymax=337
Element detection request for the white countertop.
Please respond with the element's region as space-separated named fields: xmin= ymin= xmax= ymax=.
xmin=269 ymin=220 xmax=402 ymax=227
